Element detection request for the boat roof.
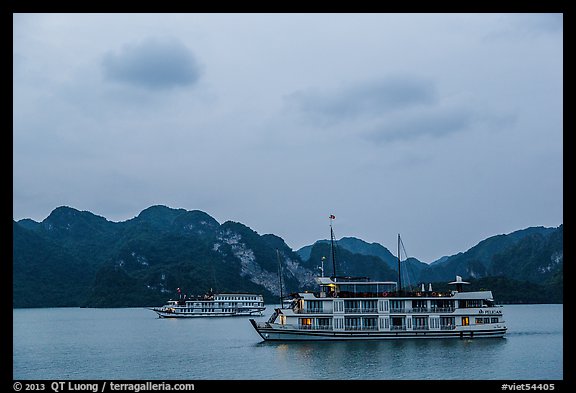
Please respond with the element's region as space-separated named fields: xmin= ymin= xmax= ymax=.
xmin=453 ymin=291 xmax=493 ymax=299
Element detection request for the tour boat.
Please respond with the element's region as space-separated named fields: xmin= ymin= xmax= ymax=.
xmin=250 ymin=216 xmax=507 ymax=340
xmin=151 ymin=290 xmax=265 ymax=318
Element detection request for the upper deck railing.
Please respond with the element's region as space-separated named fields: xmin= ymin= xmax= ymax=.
xmin=314 ymin=290 xmax=454 ymax=298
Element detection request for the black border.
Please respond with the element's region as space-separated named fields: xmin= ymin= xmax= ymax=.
xmin=9 ymin=2 xmax=569 ymax=390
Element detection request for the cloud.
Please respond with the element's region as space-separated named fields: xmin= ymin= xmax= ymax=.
xmin=506 ymin=13 xmax=563 ymax=35
xmin=102 ymin=37 xmax=202 ymax=90
xmin=283 ymin=75 xmax=518 ymax=143
xmin=364 ymin=107 xmax=472 ymax=143
xmin=284 ymin=76 xmax=436 ymax=126
xmin=484 ymin=14 xmax=563 ymax=41
xmin=284 ymin=76 xmax=472 ymax=141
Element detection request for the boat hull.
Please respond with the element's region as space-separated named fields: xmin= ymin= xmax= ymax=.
xmin=250 ymin=320 xmax=507 ymax=341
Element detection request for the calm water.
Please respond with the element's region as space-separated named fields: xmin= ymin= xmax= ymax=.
xmin=13 ymin=304 xmax=563 ymax=380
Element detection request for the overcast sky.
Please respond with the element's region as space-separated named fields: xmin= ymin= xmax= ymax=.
xmin=13 ymin=13 xmax=563 ymax=262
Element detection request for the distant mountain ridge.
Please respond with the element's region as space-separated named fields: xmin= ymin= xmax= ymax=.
xmin=298 ymin=227 xmax=562 ymax=284
xmin=13 ymin=205 xmax=563 ymax=307
xmin=416 ymin=226 xmax=561 ymax=284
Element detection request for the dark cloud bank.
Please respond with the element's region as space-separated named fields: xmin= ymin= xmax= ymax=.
xmin=102 ymin=37 xmax=202 ymax=90
xmin=284 ymin=76 xmax=491 ymax=142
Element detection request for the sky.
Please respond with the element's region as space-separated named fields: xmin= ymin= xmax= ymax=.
xmin=12 ymin=13 xmax=563 ymax=262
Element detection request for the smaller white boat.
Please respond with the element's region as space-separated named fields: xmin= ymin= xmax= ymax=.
xmin=151 ymin=289 xmax=265 ymax=318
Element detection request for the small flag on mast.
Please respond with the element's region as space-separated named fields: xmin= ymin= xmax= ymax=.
xmin=329 ymin=214 xmax=335 ymax=219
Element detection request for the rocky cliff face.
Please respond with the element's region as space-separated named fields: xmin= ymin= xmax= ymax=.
xmin=13 ymin=205 xmax=563 ymax=307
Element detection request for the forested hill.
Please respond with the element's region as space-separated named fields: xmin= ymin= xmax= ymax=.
xmin=13 ymin=205 xmax=563 ymax=307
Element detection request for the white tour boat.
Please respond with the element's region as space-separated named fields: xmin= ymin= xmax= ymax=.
xmin=151 ymin=290 xmax=266 ymax=318
xmin=250 ymin=217 xmax=507 ymax=341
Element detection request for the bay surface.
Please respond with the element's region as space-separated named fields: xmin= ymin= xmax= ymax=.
xmin=13 ymin=304 xmax=563 ymax=380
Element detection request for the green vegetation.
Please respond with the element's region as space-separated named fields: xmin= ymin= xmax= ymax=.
xmin=414 ymin=276 xmax=562 ymax=304
xmin=13 ymin=206 xmax=563 ymax=307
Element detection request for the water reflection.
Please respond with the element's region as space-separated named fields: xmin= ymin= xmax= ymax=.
xmin=257 ymin=337 xmax=508 ymax=379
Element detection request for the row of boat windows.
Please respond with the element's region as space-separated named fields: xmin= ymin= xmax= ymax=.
xmin=172 ymin=305 xmax=263 ymax=312
xmin=299 ymin=316 xmax=501 ymax=329
xmin=335 ymin=284 xmax=397 ymax=294
xmin=175 ymin=302 xmax=262 ymax=307
xmin=174 ymin=309 xmax=242 ymax=313
xmin=215 ymin=296 xmax=262 ymax=301
xmin=307 ymin=299 xmax=486 ymax=312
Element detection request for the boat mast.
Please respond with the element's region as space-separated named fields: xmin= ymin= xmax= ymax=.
xmin=397 ymin=233 xmax=402 ymax=294
xmin=276 ymin=249 xmax=284 ymax=307
xmin=329 ymin=215 xmax=337 ymax=279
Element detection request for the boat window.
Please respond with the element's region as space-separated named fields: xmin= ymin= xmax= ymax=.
xmin=461 ymin=299 xmax=483 ymax=308
xmin=431 ymin=299 xmax=454 ymax=309
xmin=412 ymin=299 xmax=427 ymax=309
xmin=382 ymin=300 xmax=389 ymax=312
xmin=333 ymin=300 xmax=344 ymax=312
xmin=300 ymin=318 xmax=313 ymax=326
xmin=390 ymin=300 xmax=404 ymax=310
xmin=317 ymin=318 xmax=331 ymax=328
xmin=413 ymin=316 xmax=428 ymax=329
xmin=378 ymin=318 xmax=390 ymax=329
xmin=307 ymin=300 xmax=323 ymax=313
xmin=345 ymin=317 xmax=361 ymax=330
xmin=344 ymin=300 xmax=361 ymax=312
xmin=462 ymin=317 xmax=469 ymax=326
xmin=390 ymin=317 xmax=405 ymax=330
xmin=334 ymin=318 xmax=344 ymax=329
xmin=362 ymin=300 xmax=377 ymax=311
xmin=362 ymin=317 xmax=377 ymax=329
xmin=440 ymin=316 xmax=455 ymax=328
